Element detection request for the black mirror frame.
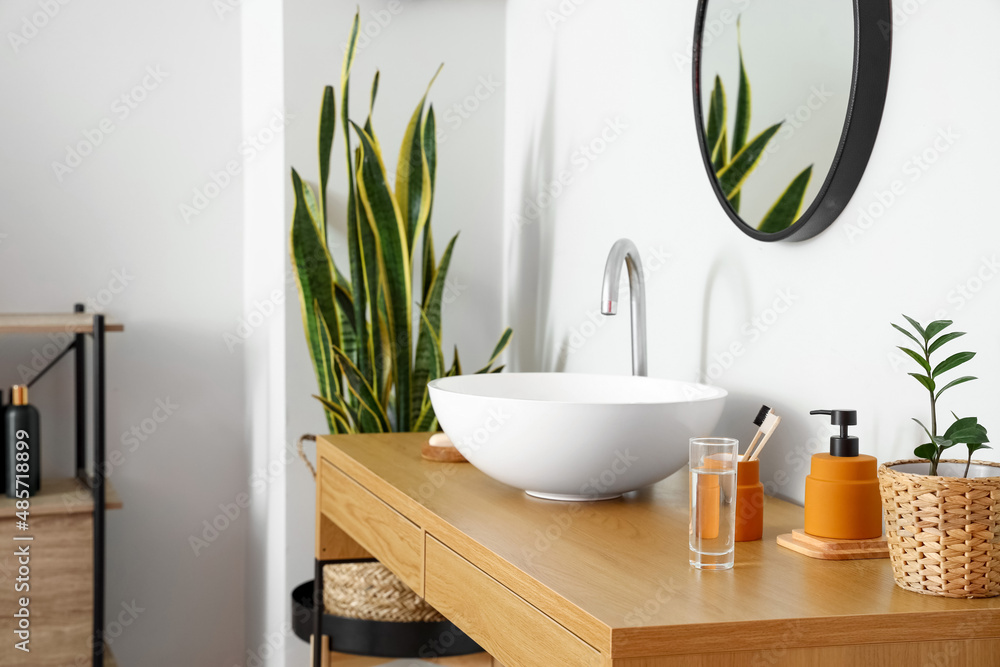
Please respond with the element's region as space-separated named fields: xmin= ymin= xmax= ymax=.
xmin=692 ymin=0 xmax=893 ymax=242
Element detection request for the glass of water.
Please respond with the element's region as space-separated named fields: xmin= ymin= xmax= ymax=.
xmin=689 ymin=437 xmax=739 ymax=570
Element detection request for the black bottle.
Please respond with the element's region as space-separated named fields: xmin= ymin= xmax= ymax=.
xmin=6 ymin=385 xmax=40 ymax=497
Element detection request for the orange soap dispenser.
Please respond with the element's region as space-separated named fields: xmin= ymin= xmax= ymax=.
xmin=804 ymin=410 xmax=882 ymax=540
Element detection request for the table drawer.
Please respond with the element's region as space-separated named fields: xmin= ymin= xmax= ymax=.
xmin=424 ymin=536 xmax=602 ymax=667
xmin=320 ymin=459 xmax=423 ymax=594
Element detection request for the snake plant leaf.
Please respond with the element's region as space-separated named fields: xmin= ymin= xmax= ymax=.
xmin=935 ymin=375 xmax=977 ymax=400
xmin=364 ymin=70 xmax=381 ymax=154
xmin=340 ymin=9 xmax=372 ymax=398
xmin=318 ymin=85 xmax=335 ymax=235
xmin=411 ymin=311 xmax=445 ymax=429
xmin=412 ymin=233 xmax=458 ymax=421
xmin=732 ymin=19 xmax=751 ymax=160
xmin=353 ymin=145 xmax=386 ymax=407
xmin=716 ymin=122 xmax=782 ymax=199
xmin=490 ymin=365 xmax=505 ymax=373
xmin=421 ymin=106 xmax=438 ymax=303
xmin=908 ymin=373 xmax=936 ymax=393
xmin=712 ymin=126 xmax=728 ymax=173
xmin=891 ymin=322 xmax=922 ymax=348
xmin=396 ymin=64 xmax=443 ymax=255
xmin=933 ymin=351 xmax=975 ymax=377
xmin=705 ymin=75 xmax=726 ymax=168
xmin=313 ymin=394 xmax=354 ymax=433
xmin=928 ymin=330 xmax=964 ymax=355
xmin=757 ymin=165 xmax=812 ymax=233
xmin=897 ymin=347 xmax=931 ymax=374
xmin=352 ymin=120 xmax=413 ymax=431
xmin=475 ymin=328 xmax=513 ymax=374
xmin=290 ymin=170 xmax=341 ymax=404
xmin=313 ymin=309 xmax=344 ymax=432
xmin=413 ymin=397 xmax=438 ymax=432
xmin=446 ymin=346 xmax=461 ymax=377
xmin=329 ymin=341 xmax=391 ymax=433
xmin=902 ymin=315 xmax=927 ymax=340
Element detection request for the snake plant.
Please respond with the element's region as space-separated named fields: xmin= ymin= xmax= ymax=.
xmin=704 ymin=22 xmax=813 ymax=233
xmin=290 ymin=10 xmax=512 ymax=434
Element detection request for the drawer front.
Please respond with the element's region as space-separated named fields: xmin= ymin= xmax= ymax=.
xmin=424 ymin=537 xmax=602 ymax=667
xmin=320 ymin=460 xmax=423 ymax=594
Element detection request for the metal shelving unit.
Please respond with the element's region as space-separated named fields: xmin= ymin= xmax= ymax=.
xmin=0 ymin=304 xmax=123 ymax=667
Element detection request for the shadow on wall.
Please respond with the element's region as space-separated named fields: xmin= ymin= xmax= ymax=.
xmin=508 ymin=50 xmax=563 ymax=373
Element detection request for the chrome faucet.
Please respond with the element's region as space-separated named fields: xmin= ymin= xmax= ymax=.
xmin=601 ymin=239 xmax=648 ymax=376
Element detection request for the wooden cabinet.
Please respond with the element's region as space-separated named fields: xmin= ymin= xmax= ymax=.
xmin=317 ymin=433 xmax=1000 ymax=666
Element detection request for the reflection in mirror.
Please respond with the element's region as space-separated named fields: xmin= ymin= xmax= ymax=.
xmin=697 ymin=2 xmax=854 ymax=235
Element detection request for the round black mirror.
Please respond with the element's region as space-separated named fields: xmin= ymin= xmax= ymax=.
xmin=693 ymin=1 xmax=892 ymax=242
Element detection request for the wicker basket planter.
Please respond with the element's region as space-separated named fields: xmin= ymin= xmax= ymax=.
xmin=878 ymin=458 xmax=1000 ymax=598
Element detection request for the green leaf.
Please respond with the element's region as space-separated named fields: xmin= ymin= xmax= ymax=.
xmin=313 ymin=394 xmax=354 ymax=433
xmin=944 ymin=417 xmax=989 ymax=445
xmin=913 ymin=418 xmax=934 ymax=441
xmin=396 ymin=64 xmax=443 ymax=256
xmin=318 ymin=86 xmax=335 ymax=235
xmin=928 ymin=331 xmax=965 ymax=356
xmin=289 ymin=170 xmax=341 ymax=416
xmin=446 ymin=345 xmax=462 ymax=377
xmin=420 ymin=106 xmax=438 ymax=303
xmin=932 ymin=351 xmax=975 ymax=377
xmin=923 ymin=320 xmax=953 ymax=341
xmin=908 ymin=373 xmax=936 ymax=393
xmin=935 ymin=375 xmax=977 ymax=400
xmin=475 ymin=328 xmax=514 ymax=374
xmin=902 ymin=315 xmax=927 ymax=341
xmin=757 ymin=165 xmax=813 ymax=233
xmin=933 ymin=436 xmax=956 ymax=451
xmin=712 ymin=126 xmax=728 ymax=173
xmin=891 ymin=322 xmax=922 ymax=348
xmin=914 ymin=443 xmax=937 ymax=460
xmin=328 ymin=342 xmax=391 ymax=433
xmin=897 ymin=346 xmax=931 ymax=374
xmin=967 ymin=443 xmax=992 ymax=454
xmin=412 ymin=234 xmax=458 ymax=422
xmin=731 ymin=19 xmax=750 ymax=158
xmin=352 ymin=121 xmax=413 ymax=431
xmin=490 ymin=365 xmax=505 ymax=373
xmin=705 ymin=76 xmax=726 ymax=170
xmin=716 ymin=122 xmax=782 ymax=199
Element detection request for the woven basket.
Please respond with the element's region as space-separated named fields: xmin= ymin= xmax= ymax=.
xmin=878 ymin=458 xmax=1000 ymax=598
xmin=322 ymin=561 xmax=445 ymax=623
xmin=296 ymin=435 xmax=446 ymax=623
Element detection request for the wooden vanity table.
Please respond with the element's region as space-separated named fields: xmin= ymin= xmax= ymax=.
xmin=315 ymin=434 xmax=1000 ymax=666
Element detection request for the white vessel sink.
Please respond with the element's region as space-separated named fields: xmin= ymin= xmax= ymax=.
xmin=428 ymin=372 xmax=727 ymax=501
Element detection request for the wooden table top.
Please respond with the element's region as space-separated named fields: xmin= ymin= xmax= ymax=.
xmin=320 ymin=433 xmax=1000 ymax=656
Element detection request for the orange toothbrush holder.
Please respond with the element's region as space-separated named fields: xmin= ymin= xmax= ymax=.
xmin=735 ymin=459 xmax=764 ymax=541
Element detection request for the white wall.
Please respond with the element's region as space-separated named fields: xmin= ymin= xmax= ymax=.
xmin=505 ymin=0 xmax=1000 ymax=504
xmin=281 ymin=2 xmax=507 ymax=664
xmin=0 ymin=1 xmax=247 ymax=664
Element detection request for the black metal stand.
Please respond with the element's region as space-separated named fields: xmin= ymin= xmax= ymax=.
xmin=24 ymin=303 xmax=108 ymax=666
xmin=313 ymin=558 xmax=327 ymax=667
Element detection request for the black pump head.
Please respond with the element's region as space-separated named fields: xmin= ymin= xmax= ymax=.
xmin=810 ymin=409 xmax=860 ymax=457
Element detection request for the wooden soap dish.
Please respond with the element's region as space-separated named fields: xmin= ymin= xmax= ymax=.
xmin=777 ymin=529 xmax=889 ymax=560
xmin=421 ymin=433 xmax=468 ymax=463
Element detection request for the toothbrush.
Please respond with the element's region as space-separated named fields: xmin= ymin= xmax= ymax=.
xmin=744 ymin=405 xmax=780 ymax=461
xmin=749 ymin=414 xmax=781 ymax=461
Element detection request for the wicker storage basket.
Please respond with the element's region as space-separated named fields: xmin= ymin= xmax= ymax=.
xmin=322 ymin=561 xmax=445 ymax=622
xmin=878 ymin=458 xmax=1000 ymax=598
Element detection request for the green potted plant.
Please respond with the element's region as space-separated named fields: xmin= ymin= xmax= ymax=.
xmin=288 ymin=10 xmax=510 ymax=656
xmin=879 ymin=316 xmax=999 ymax=598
